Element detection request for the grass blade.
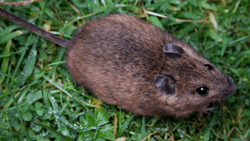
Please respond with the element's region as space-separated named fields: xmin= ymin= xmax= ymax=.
xmin=117 ymin=115 xmax=134 ymax=137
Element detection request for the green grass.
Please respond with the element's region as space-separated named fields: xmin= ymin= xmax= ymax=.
xmin=0 ymin=0 xmax=249 ymax=140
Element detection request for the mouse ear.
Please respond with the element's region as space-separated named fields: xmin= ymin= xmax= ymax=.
xmin=154 ymin=74 xmax=175 ymax=95
xmin=163 ymin=43 xmax=185 ymax=59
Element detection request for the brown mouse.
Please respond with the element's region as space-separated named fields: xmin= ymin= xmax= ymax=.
xmin=0 ymin=8 xmax=237 ymax=117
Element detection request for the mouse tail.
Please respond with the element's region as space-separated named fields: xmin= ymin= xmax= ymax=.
xmin=0 ymin=8 xmax=68 ymax=48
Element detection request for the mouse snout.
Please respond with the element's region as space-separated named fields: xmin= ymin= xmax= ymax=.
xmin=230 ymin=83 xmax=237 ymax=94
xmin=227 ymin=76 xmax=237 ymax=93
xmin=223 ymin=75 xmax=237 ymax=93
xmin=220 ymin=82 xmax=237 ymax=99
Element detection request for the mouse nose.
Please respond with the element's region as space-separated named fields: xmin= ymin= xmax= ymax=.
xmin=225 ymin=75 xmax=237 ymax=93
xmin=221 ymin=83 xmax=236 ymax=99
xmin=230 ymin=83 xmax=237 ymax=93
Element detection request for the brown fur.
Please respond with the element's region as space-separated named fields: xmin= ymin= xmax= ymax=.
xmin=0 ymin=9 xmax=236 ymax=117
xmin=67 ymin=14 xmax=236 ymax=117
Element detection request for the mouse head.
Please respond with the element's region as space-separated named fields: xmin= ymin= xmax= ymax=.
xmin=154 ymin=43 xmax=237 ymax=116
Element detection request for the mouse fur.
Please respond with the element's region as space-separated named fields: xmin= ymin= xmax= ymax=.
xmin=67 ymin=14 xmax=236 ymax=117
xmin=0 ymin=9 xmax=237 ymax=117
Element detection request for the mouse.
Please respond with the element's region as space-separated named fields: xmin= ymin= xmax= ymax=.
xmin=0 ymin=8 xmax=237 ymax=117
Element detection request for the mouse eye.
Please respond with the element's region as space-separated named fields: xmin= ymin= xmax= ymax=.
xmin=196 ymin=86 xmax=209 ymax=95
xmin=204 ymin=64 xmax=213 ymax=70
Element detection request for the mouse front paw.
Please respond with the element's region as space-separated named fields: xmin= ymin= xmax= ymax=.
xmin=198 ymin=104 xmax=215 ymax=118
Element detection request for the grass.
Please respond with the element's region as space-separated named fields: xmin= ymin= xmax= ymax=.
xmin=0 ymin=0 xmax=249 ymax=140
